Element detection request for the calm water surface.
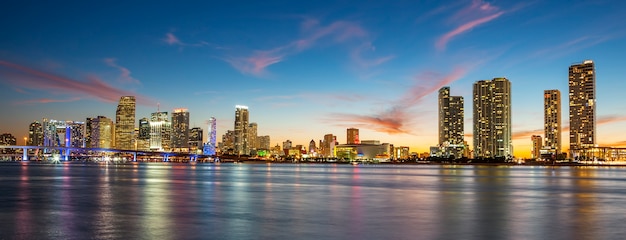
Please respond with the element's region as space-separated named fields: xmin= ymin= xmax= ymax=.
xmin=1 ymin=163 xmax=625 ymax=239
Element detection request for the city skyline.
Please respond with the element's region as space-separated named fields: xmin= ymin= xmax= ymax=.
xmin=2 ymin=1 xmax=626 ymax=157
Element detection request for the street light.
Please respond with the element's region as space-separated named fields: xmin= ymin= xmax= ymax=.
xmin=24 ymin=137 xmax=27 ymax=146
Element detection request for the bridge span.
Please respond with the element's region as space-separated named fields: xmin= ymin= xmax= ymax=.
xmin=0 ymin=145 xmax=216 ymax=163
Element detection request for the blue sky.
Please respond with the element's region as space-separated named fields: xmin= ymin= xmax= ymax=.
xmin=1 ymin=0 xmax=626 ymax=157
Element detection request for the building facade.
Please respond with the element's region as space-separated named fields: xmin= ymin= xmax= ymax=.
xmin=438 ymin=87 xmax=464 ymax=145
xmin=204 ymin=117 xmax=217 ymax=155
xmin=234 ymin=105 xmax=249 ymax=155
xmin=114 ymin=96 xmax=135 ymax=150
xmin=171 ymin=108 xmax=190 ymax=150
xmin=544 ymin=89 xmax=561 ymax=156
xmin=473 ymin=78 xmax=512 ymax=158
xmin=28 ymin=121 xmax=43 ymax=146
xmin=248 ymin=122 xmax=258 ymax=150
xmin=569 ymin=60 xmax=596 ymax=156
xmin=347 ymin=128 xmax=359 ymax=144
xmin=149 ymin=112 xmax=171 ymax=151
xmin=531 ymin=135 xmax=542 ymax=159
xmin=89 ymin=116 xmax=113 ymax=148
xmin=189 ymin=127 xmax=203 ymax=152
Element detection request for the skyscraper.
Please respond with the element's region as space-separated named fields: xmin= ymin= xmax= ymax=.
xmin=114 ymin=96 xmax=135 ymax=150
xmin=258 ymin=135 xmax=270 ymax=150
xmin=137 ymin=117 xmax=151 ymax=150
xmin=473 ymin=78 xmax=512 ymax=158
xmin=171 ymin=108 xmax=190 ymax=150
xmin=189 ymin=127 xmax=203 ymax=152
xmin=204 ymin=117 xmax=217 ymax=155
xmin=234 ymin=105 xmax=249 ymax=155
xmin=28 ymin=121 xmax=43 ymax=146
xmin=438 ymin=87 xmax=464 ymax=145
xmin=89 ymin=116 xmax=113 ymax=148
xmin=248 ymin=122 xmax=258 ymax=150
xmin=150 ymin=111 xmax=171 ymax=151
xmin=569 ymin=60 xmax=596 ymax=155
xmin=544 ymin=89 xmax=561 ymax=155
xmin=323 ymin=134 xmax=336 ymax=157
xmin=531 ymin=135 xmax=542 ymax=159
xmin=347 ymin=128 xmax=359 ymax=144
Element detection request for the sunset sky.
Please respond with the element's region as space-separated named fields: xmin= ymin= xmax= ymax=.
xmin=2 ymin=1 xmax=626 ymax=157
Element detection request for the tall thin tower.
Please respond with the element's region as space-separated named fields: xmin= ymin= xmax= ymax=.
xmin=204 ymin=117 xmax=217 ymax=155
xmin=171 ymin=108 xmax=190 ymax=150
xmin=234 ymin=105 xmax=249 ymax=155
xmin=569 ymin=60 xmax=596 ymax=156
xmin=115 ymin=96 xmax=135 ymax=150
xmin=473 ymin=78 xmax=512 ymax=158
xmin=544 ymin=89 xmax=561 ymax=155
xmin=438 ymin=87 xmax=464 ymax=146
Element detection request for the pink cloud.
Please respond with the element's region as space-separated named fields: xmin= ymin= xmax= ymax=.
xmin=436 ymin=12 xmax=503 ymax=50
xmin=16 ymin=97 xmax=81 ymax=105
xmin=436 ymin=0 xmax=505 ymax=51
xmin=224 ymin=19 xmax=369 ymax=76
xmin=164 ymin=32 xmax=182 ymax=45
xmin=327 ymin=66 xmax=469 ymax=134
xmin=0 ymin=60 xmax=152 ymax=105
xmin=104 ymin=58 xmax=140 ymax=84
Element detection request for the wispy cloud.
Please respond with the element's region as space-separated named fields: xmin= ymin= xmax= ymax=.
xmin=104 ymin=58 xmax=140 ymax=84
xmin=529 ymin=35 xmax=615 ymax=60
xmin=164 ymin=32 xmax=182 ymax=45
xmin=16 ymin=97 xmax=82 ymax=105
xmin=436 ymin=0 xmax=505 ymax=51
xmin=351 ymin=42 xmax=394 ymax=69
xmin=326 ymin=66 xmax=469 ymax=134
xmin=0 ymin=60 xmax=152 ymax=105
xmin=224 ymin=19 xmax=384 ymax=77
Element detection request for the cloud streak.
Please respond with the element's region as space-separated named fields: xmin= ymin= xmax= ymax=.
xmin=326 ymin=66 xmax=469 ymax=134
xmin=104 ymin=58 xmax=140 ymax=84
xmin=16 ymin=97 xmax=82 ymax=105
xmin=436 ymin=0 xmax=505 ymax=50
xmin=224 ymin=19 xmax=381 ymax=77
xmin=0 ymin=60 xmax=152 ymax=105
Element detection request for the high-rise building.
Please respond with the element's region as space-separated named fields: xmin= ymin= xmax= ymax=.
xmin=150 ymin=111 xmax=171 ymax=151
xmin=88 ymin=116 xmax=113 ymax=148
xmin=28 ymin=121 xmax=43 ymax=146
xmin=531 ymin=135 xmax=542 ymax=159
xmin=258 ymin=135 xmax=270 ymax=150
xmin=234 ymin=105 xmax=249 ymax=155
xmin=544 ymin=89 xmax=561 ymax=155
xmin=42 ymin=119 xmax=85 ymax=148
xmin=473 ymin=78 xmax=512 ymax=158
xmin=219 ymin=130 xmax=235 ymax=154
xmin=204 ymin=117 xmax=217 ymax=155
xmin=248 ymin=122 xmax=258 ymax=150
xmin=438 ymin=87 xmax=464 ymax=145
xmin=171 ymin=108 xmax=190 ymax=150
xmin=138 ymin=117 xmax=150 ymax=140
xmin=569 ymin=60 xmax=596 ymax=155
xmin=347 ymin=128 xmax=359 ymax=144
xmin=115 ymin=96 xmax=135 ymax=150
xmin=309 ymin=139 xmax=317 ymax=154
xmin=0 ymin=133 xmax=16 ymax=153
xmin=322 ymin=134 xmax=336 ymax=157
xmin=189 ymin=127 xmax=203 ymax=152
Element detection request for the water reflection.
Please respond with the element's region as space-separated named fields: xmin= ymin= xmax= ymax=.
xmin=2 ymin=164 xmax=626 ymax=239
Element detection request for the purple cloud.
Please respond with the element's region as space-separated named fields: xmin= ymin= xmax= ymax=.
xmin=104 ymin=58 xmax=140 ymax=84
xmin=0 ymin=60 xmax=152 ymax=105
xmin=436 ymin=0 xmax=505 ymax=50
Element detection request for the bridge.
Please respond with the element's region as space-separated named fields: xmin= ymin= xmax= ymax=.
xmin=0 ymin=145 xmax=217 ymax=163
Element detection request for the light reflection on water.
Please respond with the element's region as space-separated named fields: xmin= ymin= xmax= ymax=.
xmin=1 ymin=163 xmax=626 ymax=239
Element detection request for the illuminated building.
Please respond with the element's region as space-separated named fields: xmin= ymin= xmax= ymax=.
xmin=189 ymin=127 xmax=203 ymax=152
xmin=258 ymin=135 xmax=270 ymax=150
xmin=28 ymin=121 xmax=43 ymax=146
xmin=204 ymin=117 xmax=217 ymax=155
xmin=42 ymin=119 xmax=85 ymax=148
xmin=0 ymin=133 xmax=16 ymax=153
xmin=347 ymin=128 xmax=359 ymax=144
xmin=248 ymin=122 xmax=258 ymax=150
xmin=473 ymin=78 xmax=512 ymax=158
xmin=395 ymin=146 xmax=410 ymax=160
xmin=543 ymin=89 xmax=561 ymax=156
xmin=309 ymin=139 xmax=317 ymax=155
xmin=234 ymin=105 xmax=249 ymax=155
xmin=135 ymin=117 xmax=150 ymax=150
xmin=531 ymin=135 xmax=542 ymax=159
xmin=114 ymin=96 xmax=135 ymax=150
xmin=322 ymin=134 xmax=336 ymax=157
xmin=88 ymin=116 xmax=113 ymax=148
xmin=171 ymin=108 xmax=190 ymax=150
xmin=438 ymin=87 xmax=464 ymax=145
xmin=220 ymin=130 xmax=235 ymax=154
xmin=569 ymin=60 xmax=596 ymax=156
xmin=149 ymin=111 xmax=171 ymax=151
xmin=282 ymin=140 xmax=292 ymax=156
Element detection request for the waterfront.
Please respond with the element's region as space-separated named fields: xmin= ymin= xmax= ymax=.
xmin=1 ymin=163 xmax=625 ymax=239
